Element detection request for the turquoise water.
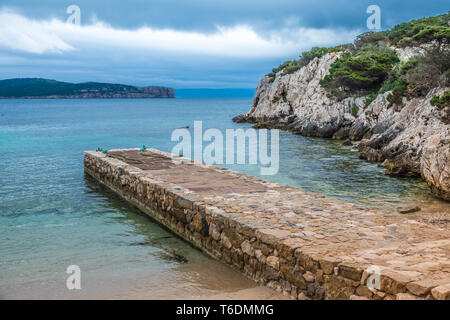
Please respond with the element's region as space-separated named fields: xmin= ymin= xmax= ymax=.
xmin=0 ymin=98 xmax=444 ymax=299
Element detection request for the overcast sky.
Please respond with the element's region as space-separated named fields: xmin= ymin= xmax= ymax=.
xmin=0 ymin=1 xmax=448 ymax=88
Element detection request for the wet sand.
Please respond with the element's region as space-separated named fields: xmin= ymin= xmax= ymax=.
xmin=0 ymin=258 xmax=287 ymax=300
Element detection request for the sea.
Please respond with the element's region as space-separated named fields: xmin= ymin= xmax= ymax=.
xmin=0 ymin=98 xmax=447 ymax=299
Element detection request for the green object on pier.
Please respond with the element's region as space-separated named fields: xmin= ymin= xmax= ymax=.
xmin=97 ymin=147 xmax=109 ymax=154
xmin=140 ymin=145 xmax=147 ymax=152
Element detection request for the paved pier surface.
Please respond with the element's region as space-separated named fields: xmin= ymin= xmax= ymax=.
xmin=84 ymin=148 xmax=450 ymax=300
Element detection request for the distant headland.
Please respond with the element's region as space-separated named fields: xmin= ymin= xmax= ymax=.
xmin=0 ymin=78 xmax=175 ymax=99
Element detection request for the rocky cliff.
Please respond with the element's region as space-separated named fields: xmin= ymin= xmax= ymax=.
xmin=234 ymin=51 xmax=450 ymax=201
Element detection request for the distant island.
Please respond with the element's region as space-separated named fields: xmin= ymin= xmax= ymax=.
xmin=0 ymin=78 xmax=175 ymax=98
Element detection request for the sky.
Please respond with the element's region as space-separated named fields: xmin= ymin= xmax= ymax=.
xmin=0 ymin=1 xmax=448 ymax=89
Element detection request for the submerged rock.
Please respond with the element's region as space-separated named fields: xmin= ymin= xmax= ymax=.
xmin=342 ymin=140 xmax=353 ymax=146
xmin=397 ymin=206 xmax=422 ymax=214
xmin=232 ymin=113 xmax=248 ymax=123
xmin=163 ymin=250 xmax=189 ymax=263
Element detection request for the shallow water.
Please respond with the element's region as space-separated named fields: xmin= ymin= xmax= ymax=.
xmin=0 ymin=98 xmax=448 ymax=299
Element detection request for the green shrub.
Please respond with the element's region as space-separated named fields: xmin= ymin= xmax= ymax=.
xmin=321 ymin=48 xmax=399 ymax=95
xmin=266 ymin=73 xmax=276 ymax=83
xmin=387 ymin=85 xmax=407 ymax=107
xmin=267 ymin=45 xmax=352 ymax=78
xmin=283 ymin=64 xmax=302 ymax=74
xmin=365 ymin=92 xmax=377 ymax=106
xmin=386 ymin=12 xmax=450 ymax=47
xmin=431 ymin=95 xmax=440 ymax=106
xmin=406 ymin=46 xmax=450 ymax=97
xmin=351 ymin=104 xmax=359 ymax=117
xmin=297 ymin=46 xmax=337 ymax=68
xmin=354 ymin=32 xmax=388 ymax=49
xmin=431 ymin=91 xmax=450 ymax=109
xmin=270 ymin=48 xmax=332 ymax=77
xmin=411 ymin=25 xmax=450 ymax=45
xmin=272 ymin=60 xmax=297 ymax=74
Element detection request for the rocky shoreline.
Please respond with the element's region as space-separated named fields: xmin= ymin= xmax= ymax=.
xmin=233 ymin=51 xmax=450 ymax=201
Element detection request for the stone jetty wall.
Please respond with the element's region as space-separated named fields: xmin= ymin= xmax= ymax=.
xmin=84 ymin=149 xmax=450 ymax=300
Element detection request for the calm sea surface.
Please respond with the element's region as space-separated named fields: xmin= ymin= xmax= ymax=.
xmin=0 ymin=98 xmax=446 ymax=299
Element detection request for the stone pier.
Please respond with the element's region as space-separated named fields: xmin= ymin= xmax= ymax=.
xmin=84 ymin=148 xmax=450 ymax=300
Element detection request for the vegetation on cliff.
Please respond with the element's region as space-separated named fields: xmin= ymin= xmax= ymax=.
xmin=384 ymin=13 xmax=450 ymax=47
xmin=267 ymin=45 xmax=349 ymax=82
xmin=321 ymin=12 xmax=450 ymax=103
xmin=320 ymin=47 xmax=400 ymax=98
xmin=431 ymin=91 xmax=450 ymax=109
xmin=267 ymin=12 xmax=450 ymax=105
xmin=431 ymin=90 xmax=450 ymax=123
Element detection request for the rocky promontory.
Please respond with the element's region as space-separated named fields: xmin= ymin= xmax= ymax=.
xmin=234 ymin=13 xmax=450 ymax=200
xmin=0 ymin=78 xmax=175 ymax=99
